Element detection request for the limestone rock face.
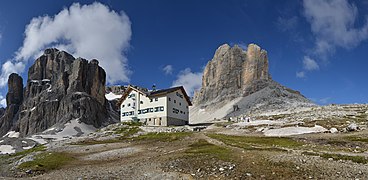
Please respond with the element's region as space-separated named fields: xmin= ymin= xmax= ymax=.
xmin=194 ymin=43 xmax=271 ymax=106
xmin=0 ymin=73 xmax=23 ymax=136
xmin=105 ymin=85 xmax=127 ymax=95
xmin=0 ymin=48 xmax=113 ymax=137
xmin=192 ymin=43 xmax=313 ymax=120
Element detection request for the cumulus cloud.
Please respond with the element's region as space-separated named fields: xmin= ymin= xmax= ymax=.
xmin=162 ymin=65 xmax=173 ymax=75
xmin=303 ymin=56 xmax=319 ymax=71
xmin=0 ymin=2 xmax=132 ymax=87
xmin=303 ymin=0 xmax=368 ymax=57
xmin=276 ymin=16 xmax=298 ymax=32
xmin=172 ymin=68 xmax=202 ymax=96
xmin=296 ymin=71 xmax=305 ymax=78
xmin=296 ymin=56 xmax=319 ymax=78
xmin=0 ymin=61 xmax=25 ymax=87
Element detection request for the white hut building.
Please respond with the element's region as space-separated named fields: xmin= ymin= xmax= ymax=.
xmin=117 ymin=85 xmax=192 ymax=126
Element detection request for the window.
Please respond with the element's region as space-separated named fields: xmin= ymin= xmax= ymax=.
xmin=179 ymin=102 xmax=181 ymax=106
xmin=174 ymin=100 xmax=176 ymax=103
xmin=154 ymin=107 xmax=160 ymax=112
xmin=173 ymin=108 xmax=179 ymax=114
xmin=149 ymin=108 xmax=154 ymax=112
xmin=169 ymin=97 xmax=171 ymax=101
xmin=176 ymin=92 xmax=183 ymax=98
xmin=155 ymin=98 xmax=158 ymax=101
xmin=159 ymin=106 xmax=164 ymax=111
xmin=150 ymin=99 xmax=153 ymax=102
xmin=122 ymin=105 xmax=125 ymax=108
xmin=140 ymin=101 xmax=143 ymax=104
xmin=128 ymin=103 xmax=131 ymax=107
xmin=138 ymin=110 xmax=142 ymax=114
xmin=180 ymin=110 xmax=183 ymax=114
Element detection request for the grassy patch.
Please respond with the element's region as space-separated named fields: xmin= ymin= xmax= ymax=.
xmin=134 ymin=132 xmax=192 ymax=142
xmin=70 ymin=139 xmax=121 ymax=145
xmin=185 ymin=139 xmax=233 ymax=161
xmin=114 ymin=126 xmax=140 ymax=136
xmin=302 ymin=151 xmax=320 ymax=156
xmin=345 ymin=136 xmax=368 ymax=143
xmin=18 ymin=152 xmax=75 ymax=172
xmin=208 ymin=134 xmax=303 ymax=151
xmin=122 ymin=121 xmax=143 ymax=126
xmin=10 ymin=145 xmax=46 ymax=158
xmin=320 ymin=153 xmax=368 ymax=164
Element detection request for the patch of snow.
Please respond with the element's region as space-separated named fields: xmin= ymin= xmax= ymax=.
xmin=0 ymin=145 xmax=15 ymax=154
xmin=263 ymin=125 xmax=328 ymax=137
xmin=42 ymin=79 xmax=50 ymax=82
xmin=232 ymin=120 xmax=285 ymax=127
xmin=22 ymin=141 xmax=27 ymax=144
xmin=27 ymin=137 xmax=48 ymax=145
xmin=43 ymin=127 xmax=56 ymax=133
xmin=28 ymin=119 xmax=97 ymax=143
xmin=0 ymin=140 xmax=3 ymax=144
xmin=105 ymin=92 xmax=122 ymax=101
xmin=3 ymin=131 xmax=20 ymax=138
xmin=30 ymin=80 xmax=39 ymax=83
xmin=23 ymin=146 xmax=34 ymax=150
xmin=30 ymin=107 xmax=36 ymax=111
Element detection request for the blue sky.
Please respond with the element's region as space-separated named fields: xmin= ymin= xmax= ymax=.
xmin=0 ymin=0 xmax=367 ymax=106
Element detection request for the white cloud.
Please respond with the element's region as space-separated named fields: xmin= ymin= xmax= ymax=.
xmin=303 ymin=0 xmax=368 ymax=57
xmin=0 ymin=95 xmax=6 ymax=107
xmin=276 ymin=16 xmax=298 ymax=32
xmin=0 ymin=2 xmax=132 ymax=87
xmin=172 ymin=68 xmax=202 ymax=96
xmin=296 ymin=71 xmax=305 ymax=78
xmin=0 ymin=61 xmax=25 ymax=87
xmin=303 ymin=56 xmax=319 ymax=71
xmin=162 ymin=65 xmax=173 ymax=75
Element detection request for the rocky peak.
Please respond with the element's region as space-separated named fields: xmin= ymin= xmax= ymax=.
xmin=0 ymin=74 xmax=23 ymax=137
xmin=0 ymin=48 xmax=113 ymax=137
xmin=191 ymin=43 xmax=314 ymax=123
xmin=194 ymin=43 xmax=271 ymax=106
xmin=6 ymin=73 xmax=23 ymax=106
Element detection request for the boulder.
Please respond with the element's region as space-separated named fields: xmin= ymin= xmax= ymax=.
xmin=329 ymin=128 xmax=338 ymax=133
xmin=346 ymin=123 xmax=359 ymax=132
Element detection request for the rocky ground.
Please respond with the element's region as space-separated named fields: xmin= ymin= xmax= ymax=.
xmin=1 ymin=104 xmax=368 ymax=180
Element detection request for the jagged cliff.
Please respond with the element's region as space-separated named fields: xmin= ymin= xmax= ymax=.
xmin=191 ymin=43 xmax=314 ymax=123
xmin=193 ymin=44 xmax=271 ymax=106
xmin=0 ymin=48 xmax=116 ymax=137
